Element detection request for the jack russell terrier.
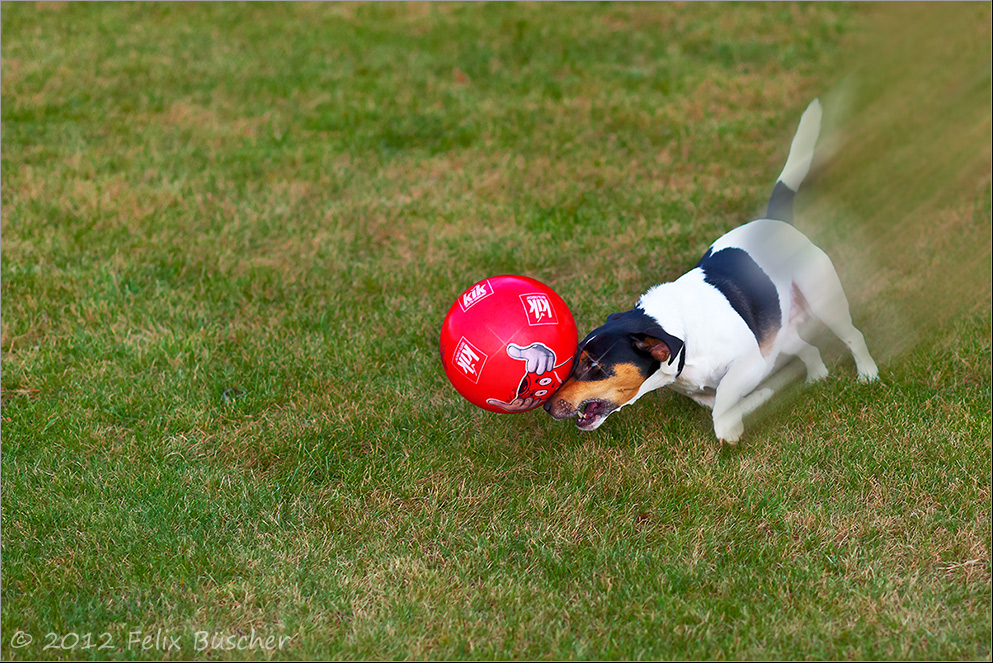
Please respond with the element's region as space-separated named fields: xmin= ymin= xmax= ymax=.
xmin=545 ymin=100 xmax=879 ymax=441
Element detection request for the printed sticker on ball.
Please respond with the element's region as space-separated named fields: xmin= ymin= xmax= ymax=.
xmin=453 ymin=337 xmax=488 ymax=383
xmin=520 ymin=293 xmax=558 ymax=326
xmin=459 ymin=280 xmax=494 ymax=312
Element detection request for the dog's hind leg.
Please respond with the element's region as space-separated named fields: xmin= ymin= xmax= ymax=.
xmin=781 ymin=327 xmax=829 ymax=383
xmin=793 ymin=248 xmax=879 ymax=382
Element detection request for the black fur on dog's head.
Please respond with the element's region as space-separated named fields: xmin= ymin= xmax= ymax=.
xmin=544 ymin=307 xmax=684 ymax=430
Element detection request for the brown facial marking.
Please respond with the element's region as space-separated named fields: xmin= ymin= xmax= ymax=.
xmin=552 ymin=362 xmax=648 ymax=414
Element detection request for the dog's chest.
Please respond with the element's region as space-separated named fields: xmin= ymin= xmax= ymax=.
xmin=669 ymin=369 xmax=719 ymax=398
xmin=666 ymin=355 xmax=726 ymax=404
xmin=667 ymin=374 xmax=718 ymax=408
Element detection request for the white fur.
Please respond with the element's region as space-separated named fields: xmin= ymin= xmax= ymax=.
xmin=777 ymin=99 xmax=822 ymax=191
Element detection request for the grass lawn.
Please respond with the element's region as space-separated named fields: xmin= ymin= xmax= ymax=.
xmin=2 ymin=2 xmax=990 ymax=660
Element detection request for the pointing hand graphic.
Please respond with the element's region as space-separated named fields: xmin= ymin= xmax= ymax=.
xmin=485 ymin=395 xmax=542 ymax=412
xmin=506 ymin=342 xmax=555 ymax=375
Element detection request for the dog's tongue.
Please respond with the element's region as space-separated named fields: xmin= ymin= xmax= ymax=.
xmin=576 ymin=401 xmax=605 ymax=428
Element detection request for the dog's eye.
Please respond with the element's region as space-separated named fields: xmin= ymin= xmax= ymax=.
xmin=579 ymin=356 xmax=604 ymax=380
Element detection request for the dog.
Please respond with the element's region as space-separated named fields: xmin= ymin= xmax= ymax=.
xmin=544 ymin=99 xmax=879 ymax=441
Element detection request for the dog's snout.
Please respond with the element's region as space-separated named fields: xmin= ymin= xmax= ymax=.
xmin=543 ymin=397 xmax=575 ymax=420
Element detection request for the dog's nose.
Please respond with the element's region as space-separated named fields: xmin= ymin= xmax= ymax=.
xmin=542 ymin=400 xmax=553 ymax=413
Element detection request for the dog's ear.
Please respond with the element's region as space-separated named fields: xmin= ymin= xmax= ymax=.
xmin=604 ymin=308 xmax=684 ymax=370
xmin=631 ymin=335 xmax=671 ymax=363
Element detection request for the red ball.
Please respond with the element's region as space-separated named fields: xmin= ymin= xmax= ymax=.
xmin=440 ymin=275 xmax=578 ymax=413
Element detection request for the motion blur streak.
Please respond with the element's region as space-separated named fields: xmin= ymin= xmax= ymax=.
xmin=802 ymin=3 xmax=991 ymax=364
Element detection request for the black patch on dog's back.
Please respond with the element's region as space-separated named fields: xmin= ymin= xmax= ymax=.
xmin=696 ymin=247 xmax=781 ymax=345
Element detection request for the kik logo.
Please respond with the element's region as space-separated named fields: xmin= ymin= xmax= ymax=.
xmin=453 ymin=337 xmax=487 ymax=383
xmin=520 ymin=293 xmax=558 ymax=326
xmin=459 ymin=281 xmax=494 ymax=312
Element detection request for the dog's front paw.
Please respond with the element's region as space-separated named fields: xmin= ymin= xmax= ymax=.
xmin=714 ymin=413 xmax=744 ymax=443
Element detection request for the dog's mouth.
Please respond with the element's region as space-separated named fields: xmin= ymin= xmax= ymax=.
xmin=575 ymin=399 xmax=613 ymax=431
xmin=544 ymin=394 xmax=619 ymax=431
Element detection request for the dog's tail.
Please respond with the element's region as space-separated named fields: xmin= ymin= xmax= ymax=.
xmin=765 ymin=99 xmax=822 ymax=224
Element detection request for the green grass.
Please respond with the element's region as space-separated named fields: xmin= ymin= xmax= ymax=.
xmin=2 ymin=2 xmax=990 ymax=660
